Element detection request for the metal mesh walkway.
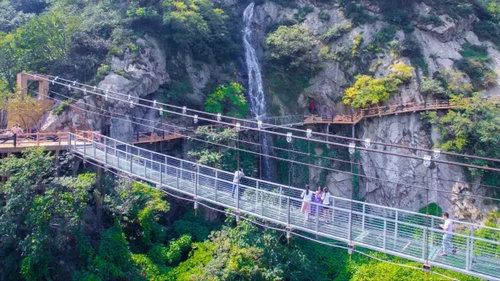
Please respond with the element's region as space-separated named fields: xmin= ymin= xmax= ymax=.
xmin=69 ymin=133 xmax=500 ymax=280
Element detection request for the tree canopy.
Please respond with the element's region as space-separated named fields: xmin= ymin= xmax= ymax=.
xmin=266 ymin=24 xmax=319 ymax=72
xmin=342 ymin=61 xmax=413 ymax=108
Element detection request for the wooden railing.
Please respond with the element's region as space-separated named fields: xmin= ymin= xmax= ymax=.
xmin=304 ymin=99 xmax=457 ymax=125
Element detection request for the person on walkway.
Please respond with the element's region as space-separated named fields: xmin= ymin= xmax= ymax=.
xmin=322 ymin=188 xmax=332 ymax=223
xmin=312 ymin=186 xmax=323 ymax=217
xmin=231 ymin=168 xmax=245 ymax=198
xmin=439 ymin=212 xmax=456 ymax=256
xmin=301 ymin=185 xmax=312 ymax=221
xmin=11 ymin=123 xmax=23 ymax=147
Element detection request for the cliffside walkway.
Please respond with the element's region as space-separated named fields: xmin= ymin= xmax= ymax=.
xmin=67 ymin=132 xmax=500 ymax=281
xmin=304 ymin=99 xmax=463 ymax=125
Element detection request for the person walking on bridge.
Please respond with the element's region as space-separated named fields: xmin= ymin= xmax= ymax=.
xmin=439 ymin=212 xmax=456 ymax=256
xmin=301 ymin=185 xmax=312 ymax=221
xmin=231 ymin=168 xmax=245 ymax=198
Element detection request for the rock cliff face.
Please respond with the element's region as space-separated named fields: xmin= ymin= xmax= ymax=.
xmin=41 ymin=0 xmax=497 ymax=216
xmin=248 ymin=0 xmax=498 ymax=214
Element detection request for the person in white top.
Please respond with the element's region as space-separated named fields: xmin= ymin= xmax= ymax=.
xmin=231 ymin=168 xmax=245 ymax=198
xmin=301 ymin=185 xmax=312 ymax=221
xmin=322 ymin=189 xmax=332 ymax=223
xmin=439 ymin=212 xmax=456 ymax=256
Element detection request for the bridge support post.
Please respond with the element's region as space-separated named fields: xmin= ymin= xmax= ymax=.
xmin=315 ymin=204 xmax=319 ymax=238
xmin=286 ymin=196 xmax=291 ymax=226
xmin=348 ymin=208 xmax=352 ymax=243
xmin=466 ymin=236 xmax=471 ymax=271
xmin=83 ymin=133 xmax=87 ymax=155
xmin=160 ymin=163 xmax=163 ymax=185
xmin=422 ymin=228 xmax=428 ymax=260
xmin=429 ymin=217 xmax=434 ymax=250
xmin=195 ymin=165 xmax=199 ymax=199
xmin=383 ymin=219 xmax=387 ymax=250
xmin=286 ymin=227 xmax=291 ymax=244
xmin=129 ymin=150 xmax=133 ymax=173
xmin=394 ymin=210 xmax=398 ymax=249
xmin=214 ymin=170 xmax=218 ymax=202
xmin=469 ymin=227 xmax=474 ymax=271
xmin=104 ymin=137 xmax=108 ymax=164
xmin=361 ymin=204 xmax=366 ymax=231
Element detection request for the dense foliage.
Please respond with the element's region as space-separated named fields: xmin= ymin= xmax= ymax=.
xmin=266 ymin=25 xmax=318 ymax=73
xmin=204 ymin=82 xmax=249 ymax=118
xmin=342 ymin=62 xmax=413 ymax=108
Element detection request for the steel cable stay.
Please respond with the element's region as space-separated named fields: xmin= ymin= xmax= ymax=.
xmin=49 ymin=91 xmax=500 ymax=194
xmin=45 ymin=93 xmax=500 ymax=204
xmin=45 ymin=74 xmax=500 ymax=164
xmin=51 ymin=88 xmax=500 ymax=190
xmin=70 ymin=153 xmax=459 ymax=281
xmin=31 ymin=73 xmax=500 ymax=166
xmin=39 ymin=80 xmax=500 ymax=173
xmin=66 ymin=132 xmax=500 ymax=280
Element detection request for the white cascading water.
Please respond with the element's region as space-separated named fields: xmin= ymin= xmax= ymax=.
xmin=243 ymin=3 xmax=272 ymax=179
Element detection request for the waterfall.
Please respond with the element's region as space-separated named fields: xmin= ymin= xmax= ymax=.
xmin=243 ymin=3 xmax=272 ymax=180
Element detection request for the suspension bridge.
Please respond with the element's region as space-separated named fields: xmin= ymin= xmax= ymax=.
xmin=2 ymin=73 xmax=500 ymax=279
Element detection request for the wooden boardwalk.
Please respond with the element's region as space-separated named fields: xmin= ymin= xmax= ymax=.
xmin=0 ymin=131 xmax=93 ymax=153
xmin=304 ymin=100 xmax=460 ymax=125
xmin=131 ymin=131 xmax=184 ymax=145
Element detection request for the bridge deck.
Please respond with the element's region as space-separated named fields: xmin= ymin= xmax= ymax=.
xmin=304 ymin=100 xmax=456 ymax=125
xmin=69 ymin=133 xmax=500 ymax=281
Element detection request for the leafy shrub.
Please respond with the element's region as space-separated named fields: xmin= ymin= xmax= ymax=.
xmin=351 ymin=34 xmax=363 ymax=57
xmin=295 ymin=5 xmax=314 ymax=23
xmin=455 ymin=43 xmax=497 ymax=89
xmin=204 ymin=82 xmax=248 ymax=118
xmin=163 ymin=0 xmax=235 ymax=60
xmin=54 ymin=100 xmax=72 ymax=115
xmin=474 ymin=20 xmax=500 ymax=47
xmin=266 ymin=24 xmax=318 ymax=73
xmin=418 ymin=14 xmax=443 ymax=26
xmin=341 ymin=2 xmax=375 ymax=25
xmin=148 ymin=235 xmax=192 ymax=266
xmin=420 ymin=78 xmax=446 ymax=97
xmin=342 ymin=62 xmax=413 ymax=108
xmin=320 ymin=22 xmax=352 ymax=43
xmin=318 ymin=10 xmax=330 ymax=22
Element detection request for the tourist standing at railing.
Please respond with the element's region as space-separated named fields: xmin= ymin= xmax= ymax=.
xmin=439 ymin=212 xmax=456 ymax=256
xmin=231 ymin=168 xmax=245 ymax=198
xmin=11 ymin=123 xmax=23 ymax=147
xmin=322 ymin=189 xmax=332 ymax=223
xmin=312 ymin=186 xmax=323 ymax=217
xmin=301 ymin=185 xmax=312 ymax=221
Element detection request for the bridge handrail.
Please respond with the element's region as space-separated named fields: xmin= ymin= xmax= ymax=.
xmin=70 ymin=133 xmax=500 ymax=279
xmin=74 ymin=132 xmax=500 ymax=234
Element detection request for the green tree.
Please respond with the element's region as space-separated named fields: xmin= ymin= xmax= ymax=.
xmin=163 ymin=0 xmax=234 ymax=60
xmin=342 ymin=62 xmax=413 ymax=108
xmin=204 ymin=82 xmax=249 ymax=118
xmin=106 ymin=181 xmax=169 ymax=247
xmin=266 ymin=24 xmax=319 ymax=72
xmin=0 ymin=148 xmax=95 ymax=281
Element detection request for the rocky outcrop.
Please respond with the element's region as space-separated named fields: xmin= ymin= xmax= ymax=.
xmin=99 ymin=35 xmax=169 ymax=142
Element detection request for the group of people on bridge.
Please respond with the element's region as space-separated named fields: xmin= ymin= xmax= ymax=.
xmin=300 ymin=185 xmax=332 ymax=222
xmin=299 ymin=184 xmax=456 ymax=257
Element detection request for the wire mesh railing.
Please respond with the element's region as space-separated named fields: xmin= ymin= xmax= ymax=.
xmin=69 ymin=132 xmax=500 ymax=280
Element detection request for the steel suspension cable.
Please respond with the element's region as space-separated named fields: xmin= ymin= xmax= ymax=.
xmin=48 ymin=90 xmax=500 ymax=192
xmin=47 ymin=93 xmax=500 ymax=203
xmin=32 ymin=74 xmax=500 ymax=168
